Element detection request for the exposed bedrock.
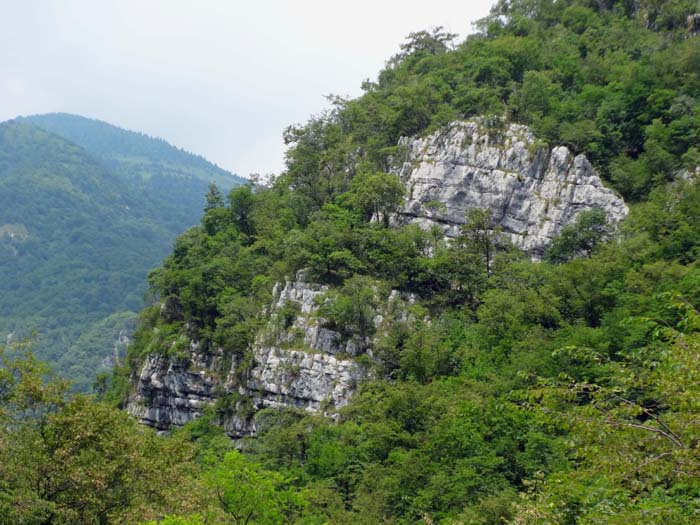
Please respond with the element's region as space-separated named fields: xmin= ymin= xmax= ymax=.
xmin=127 ymin=120 xmax=629 ymax=435
xmin=127 ymin=272 xmax=410 ymax=437
xmin=395 ymin=120 xmax=628 ymax=258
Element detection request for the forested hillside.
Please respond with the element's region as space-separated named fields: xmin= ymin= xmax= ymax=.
xmin=0 ymin=118 xmax=242 ymax=391
xmin=23 ymin=113 xmax=242 ymax=186
xmin=23 ymin=113 xmax=246 ymax=231
xmin=2 ymin=0 xmax=700 ymax=524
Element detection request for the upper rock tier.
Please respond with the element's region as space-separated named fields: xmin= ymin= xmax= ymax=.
xmin=395 ymin=120 xmax=628 ymax=258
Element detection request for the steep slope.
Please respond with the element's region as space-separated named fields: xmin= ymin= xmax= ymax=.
xmin=115 ymin=0 xmax=700 ymax=520
xmin=0 ymin=119 xmax=239 ymax=391
xmin=4 ymin=0 xmax=700 ymax=522
xmin=126 ymin=271 xmax=415 ymax=436
xmin=123 ymin=119 xmax=627 ymax=436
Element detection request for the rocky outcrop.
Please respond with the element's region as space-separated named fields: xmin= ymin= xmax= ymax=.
xmin=689 ymin=13 xmax=700 ymax=34
xmin=395 ymin=120 xmax=628 ymax=258
xmin=678 ymin=167 xmax=700 ymax=182
xmin=128 ymin=120 xmax=630 ymax=436
xmin=224 ymin=275 xmax=368 ymax=435
xmin=126 ymin=272 xmax=399 ymax=437
xmin=126 ymin=341 xmax=221 ymax=430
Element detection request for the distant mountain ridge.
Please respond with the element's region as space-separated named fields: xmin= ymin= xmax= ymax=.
xmin=20 ymin=113 xmax=244 ymax=188
xmin=0 ymin=115 xmax=244 ymax=391
xmin=21 ymin=114 xmax=246 ymax=230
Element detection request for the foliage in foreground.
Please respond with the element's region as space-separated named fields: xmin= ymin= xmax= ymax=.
xmin=0 ymin=343 xmax=199 ymax=524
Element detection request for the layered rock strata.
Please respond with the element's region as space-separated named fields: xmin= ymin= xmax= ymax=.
xmin=128 ymin=120 xmax=630 ymax=436
xmin=126 ymin=273 xmax=401 ymax=437
xmin=395 ymin=120 xmax=628 ymax=257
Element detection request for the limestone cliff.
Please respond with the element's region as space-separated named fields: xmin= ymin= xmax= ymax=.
xmin=126 ymin=272 xmax=407 ymax=437
xmin=127 ymin=120 xmax=629 ymax=436
xmin=395 ymin=120 xmax=628 ymax=258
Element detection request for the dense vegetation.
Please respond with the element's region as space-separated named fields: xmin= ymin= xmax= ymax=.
xmin=281 ymin=0 xmax=700 ymax=204
xmin=0 ymin=118 xmax=242 ymax=391
xmin=3 ymin=0 xmax=700 ymax=523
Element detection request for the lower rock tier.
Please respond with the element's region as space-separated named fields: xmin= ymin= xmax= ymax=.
xmin=126 ymin=273 xmax=408 ymax=437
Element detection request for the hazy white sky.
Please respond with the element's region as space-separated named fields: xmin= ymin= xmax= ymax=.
xmin=1 ymin=0 xmax=494 ymax=176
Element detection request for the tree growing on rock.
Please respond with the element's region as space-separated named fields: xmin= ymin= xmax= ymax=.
xmin=340 ymin=170 xmax=406 ymax=226
xmin=546 ymin=208 xmax=609 ymax=263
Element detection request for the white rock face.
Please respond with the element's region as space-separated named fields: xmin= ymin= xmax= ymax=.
xmin=127 ymin=120 xmax=630 ymax=436
xmin=100 ymin=329 xmax=132 ymax=369
xmin=396 ymin=120 xmax=628 ymax=257
xmin=127 ymin=271 xmax=393 ymax=437
xmin=126 ymin=343 xmax=222 ymax=430
xmin=235 ymin=274 xmax=366 ymax=434
xmin=265 ymin=276 xmax=364 ymax=357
